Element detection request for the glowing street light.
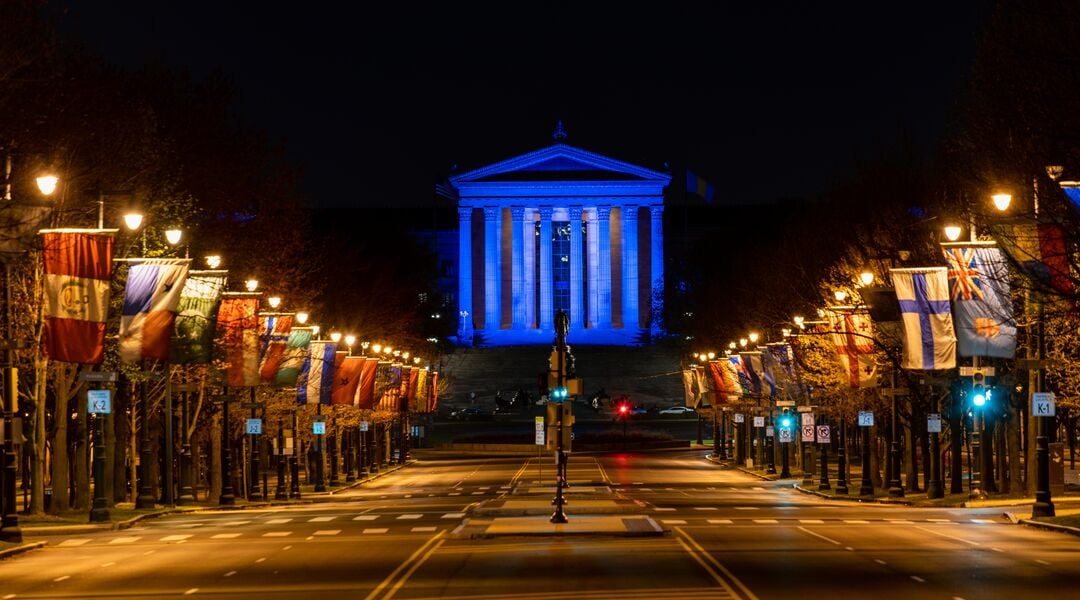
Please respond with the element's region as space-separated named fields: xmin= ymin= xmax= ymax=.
xmin=123 ymin=211 xmax=144 ymax=231
xmin=859 ymin=271 xmax=874 ymax=286
xmin=944 ymin=224 xmax=963 ymax=241
xmin=296 ymin=312 xmax=309 ymax=324
xmin=330 ymin=332 xmax=342 ymax=343
xmin=205 ymin=255 xmax=222 ymax=269
xmin=992 ymin=192 xmax=1013 ymax=212
xmin=267 ymin=296 xmax=282 ymax=309
xmin=245 ymin=279 xmax=258 ymax=292
xmin=164 ymin=228 xmax=183 ymax=245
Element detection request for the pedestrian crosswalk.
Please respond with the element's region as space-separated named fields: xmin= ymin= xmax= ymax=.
xmin=655 ymin=516 xmax=1006 ymax=526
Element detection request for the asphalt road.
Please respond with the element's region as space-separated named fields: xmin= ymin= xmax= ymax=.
xmin=2 ymin=449 xmax=1077 ymax=599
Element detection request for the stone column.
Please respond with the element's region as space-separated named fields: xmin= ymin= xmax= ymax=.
xmin=511 ymin=207 xmax=526 ymax=329
xmin=586 ymin=207 xmax=600 ymax=328
xmin=569 ymin=205 xmax=584 ymax=330
xmin=650 ymin=204 xmax=664 ymax=335
xmin=483 ymin=207 xmax=501 ymax=331
xmin=523 ymin=208 xmax=536 ymax=329
xmin=597 ymin=205 xmax=612 ymax=328
xmin=539 ymin=207 xmax=554 ymax=331
xmin=457 ymin=207 xmax=473 ymax=340
xmin=621 ymin=204 xmax=639 ymax=330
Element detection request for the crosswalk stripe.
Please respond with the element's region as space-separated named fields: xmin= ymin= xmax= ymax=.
xmin=397 ymin=514 xmax=423 ymax=520
xmin=211 ymin=533 xmax=242 ymax=539
xmin=708 ymin=519 xmax=733 ymax=524
xmin=363 ymin=528 xmax=389 ymax=534
xmin=442 ymin=513 xmax=465 ymax=519
xmin=58 ymin=539 xmax=91 ymax=547
xmin=411 ymin=526 xmax=437 ymax=532
xmin=313 ymin=530 xmax=341 ymax=536
xmin=109 ymin=537 xmax=140 ymax=544
xmin=266 ymin=518 xmax=292 ymax=524
xmin=262 ymin=531 xmax=291 ymax=537
xmin=308 ymin=516 xmax=336 ymax=522
xmin=353 ymin=515 xmax=379 ymax=521
xmin=221 ymin=521 xmax=251 ymax=526
xmin=159 ymin=535 xmax=191 ymax=542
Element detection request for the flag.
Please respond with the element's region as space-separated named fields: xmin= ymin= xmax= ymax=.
xmin=942 ymin=243 xmax=1017 ymax=358
xmin=120 ymin=258 xmax=191 ymax=362
xmin=765 ymin=343 xmax=794 ymax=398
xmin=407 ymin=367 xmax=420 ymax=410
xmin=993 ymin=221 xmax=1074 ymax=296
xmin=331 ymin=354 xmax=365 ymax=406
xmin=429 ymin=370 xmax=439 ymax=412
xmin=375 ymin=361 xmax=393 ymax=411
xmin=415 ymin=369 xmax=430 ymax=412
xmin=355 ymin=358 xmax=379 ymax=409
xmin=685 ymin=169 xmax=715 ymax=203
xmin=390 ymin=365 xmax=405 ymax=411
xmin=739 ymin=352 xmax=764 ymax=395
xmin=758 ymin=349 xmax=779 ymax=397
xmin=297 ymin=340 xmax=336 ymax=405
xmin=825 ymin=308 xmax=879 ymax=387
xmin=697 ymin=364 xmax=714 ymax=408
xmin=891 ymin=267 xmax=957 ymax=370
xmin=170 ymin=271 xmax=226 ymax=364
xmin=258 ymin=314 xmax=294 ymax=383
xmin=682 ymin=369 xmax=697 ymax=406
xmin=275 ymin=327 xmax=313 ymax=387
xmin=41 ymin=230 xmax=114 ymax=365
xmin=217 ymin=295 xmax=259 ymax=387
xmin=729 ymin=354 xmax=753 ymax=394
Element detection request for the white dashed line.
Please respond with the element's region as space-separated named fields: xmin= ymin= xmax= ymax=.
xmin=845 ymin=546 xmax=855 ymax=551
xmin=222 ymin=520 xmax=251 ymax=526
xmin=662 ymin=520 xmax=687 ymax=525
xmin=397 ymin=514 xmax=423 ymax=520
xmin=53 ymin=576 xmax=70 ymax=582
xmin=708 ymin=519 xmax=733 ymax=524
xmin=308 ymin=516 xmax=336 ymax=522
xmin=654 ymin=507 xmax=676 ymax=512
xmin=184 ymin=588 xmax=199 ymax=595
xmin=734 ymin=507 xmax=759 ymax=511
xmin=991 ymin=547 xmax=1005 ymax=553
xmin=471 ymin=492 xmax=484 ymax=495
xmin=971 ymin=519 xmax=996 ymax=524
xmin=754 ymin=519 xmax=779 ymax=524
xmin=448 ymin=492 xmax=461 ymax=496
xmin=211 ymin=533 xmax=242 ymax=539
xmin=799 ymin=519 xmax=825 ymax=524
xmin=143 ymin=550 xmax=155 ymax=555
xmin=693 ymin=507 xmax=718 ymax=511
xmin=874 ymin=559 xmax=887 ymax=565
xmin=887 ymin=520 xmax=913 ymax=524
xmin=101 ymin=562 xmax=116 ymax=567
xmin=224 ymin=571 xmax=237 ymax=577
xmin=411 ymin=526 xmax=437 ymax=532
xmin=266 ymin=518 xmax=292 ymax=524
xmin=283 ymin=545 xmax=292 ymax=550
xmin=1036 ymin=559 xmax=1050 ymax=565
xmin=926 ymin=519 xmax=951 ymax=523
xmin=255 ymin=558 xmax=266 ymax=563
xmin=314 ymin=530 xmax=341 ymax=536
xmin=911 ymin=576 xmax=925 ymax=583
xmin=441 ymin=513 xmax=465 ymax=519
xmin=403 ymin=494 xmax=412 ymax=498
xmin=844 ymin=520 xmax=870 ymax=524
xmin=109 ymin=537 xmax=140 ymax=544
xmin=4 ymin=594 xmax=15 ymax=599
xmin=262 ymin=532 xmax=292 ymax=537
xmin=353 ymin=515 xmax=379 ymax=521
xmin=160 ymin=535 xmax=192 ymax=542
xmin=363 ymin=528 xmax=389 ymax=534
xmin=58 ymin=539 xmax=90 ymax=547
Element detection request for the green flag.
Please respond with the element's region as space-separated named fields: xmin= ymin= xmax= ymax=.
xmin=275 ymin=327 xmax=313 ymax=387
xmin=170 ymin=271 xmax=227 ymax=364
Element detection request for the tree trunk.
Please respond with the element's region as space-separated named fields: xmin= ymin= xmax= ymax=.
xmin=210 ymin=411 xmax=221 ymax=502
xmin=1007 ymin=398 xmax=1022 ymax=495
xmin=51 ymin=392 xmax=69 ymax=513
xmin=74 ymin=395 xmax=89 ymax=510
xmin=906 ymin=409 xmax=920 ymax=492
xmin=29 ymin=355 xmax=47 ymax=515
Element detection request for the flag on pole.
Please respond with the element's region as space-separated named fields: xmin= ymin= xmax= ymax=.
xmin=729 ymin=354 xmax=752 ymax=395
xmin=258 ymin=314 xmax=294 ymax=383
xmin=825 ymin=308 xmax=879 ymax=388
xmin=275 ymin=326 xmax=313 ymax=387
xmin=764 ymin=343 xmax=794 ymax=398
xmin=297 ymin=340 xmax=336 ymax=405
xmin=375 ymin=361 xmax=393 ymax=411
xmin=685 ymin=168 xmax=715 ymax=203
xmin=891 ymin=267 xmax=957 ymax=370
xmin=942 ymin=243 xmax=1017 ymax=358
xmin=170 ymin=270 xmax=227 ymax=364
xmin=429 ymin=371 xmax=439 ymax=412
xmin=41 ymin=230 xmax=115 ymax=365
xmin=993 ymin=221 xmax=1074 ymax=296
xmin=415 ymin=369 xmax=430 ymax=412
xmin=119 ymin=258 xmax=191 ymax=362
xmin=331 ymin=354 xmax=366 ymax=406
xmin=217 ymin=295 xmax=260 ymax=387
xmin=682 ymin=369 xmax=697 ymax=406
xmin=739 ymin=352 xmax=764 ymax=395
xmin=355 ymin=358 xmax=379 ymax=409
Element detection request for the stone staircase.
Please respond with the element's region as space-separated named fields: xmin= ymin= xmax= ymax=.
xmin=438 ymin=343 xmax=683 ymax=409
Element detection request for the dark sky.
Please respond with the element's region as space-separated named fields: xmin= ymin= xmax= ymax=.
xmin=53 ymin=2 xmax=987 ymax=209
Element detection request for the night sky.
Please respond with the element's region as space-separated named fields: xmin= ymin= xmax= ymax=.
xmin=53 ymin=2 xmax=987 ymax=209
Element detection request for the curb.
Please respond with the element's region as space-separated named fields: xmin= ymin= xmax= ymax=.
xmin=1017 ymin=518 xmax=1080 ymax=537
xmin=0 ymin=541 xmax=46 ymax=560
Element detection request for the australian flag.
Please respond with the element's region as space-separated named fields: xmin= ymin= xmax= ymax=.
xmin=942 ymin=243 xmax=1016 ymax=358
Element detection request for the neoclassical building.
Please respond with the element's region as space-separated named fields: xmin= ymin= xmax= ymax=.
xmin=448 ymin=130 xmax=670 ymax=346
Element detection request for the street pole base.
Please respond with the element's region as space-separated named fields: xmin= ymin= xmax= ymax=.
xmin=549 ymin=510 xmax=568 ymax=524
xmin=926 ymin=484 xmax=943 ymax=499
xmin=818 ymin=482 xmax=831 ymax=491
xmin=135 ymin=495 xmax=155 ymax=510
xmin=780 ymin=469 xmax=791 ymax=478
xmin=274 ymin=489 xmax=287 ymax=500
xmin=887 ymin=485 xmax=905 ymax=498
xmin=968 ymin=489 xmax=988 ymax=501
xmin=219 ymin=492 xmax=235 ymax=506
xmin=89 ymin=507 xmax=110 ymax=523
xmin=345 ymin=474 xmax=356 ymax=483
xmin=176 ymin=494 xmax=195 ymax=506
xmin=858 ymin=484 xmax=874 ymax=498
xmin=766 ymin=466 xmax=776 ymax=475
xmin=313 ymin=484 xmax=326 ymax=492
xmin=1031 ymin=499 xmax=1056 ymax=518
xmin=0 ymin=523 xmax=22 ymax=543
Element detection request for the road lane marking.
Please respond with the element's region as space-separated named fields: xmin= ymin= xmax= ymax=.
xmin=403 ymin=494 xmax=412 ymax=498
xmin=1036 ymin=559 xmax=1050 ymax=565
xmin=101 ymin=562 xmax=116 ymax=567
xmin=843 ymin=520 xmax=869 ymax=524
xmin=211 ymin=533 xmax=242 ymax=539
xmin=441 ymin=513 xmax=464 ymax=518
xmin=845 ymin=547 xmax=854 ymax=551
xmin=58 ymin=539 xmax=90 ymax=547
xmin=887 ymin=520 xmax=913 ymax=524
xmin=159 ymin=535 xmax=192 ymax=542
xmin=354 ymin=515 xmax=379 ymax=521
xmin=708 ymin=519 xmax=733 ymax=524
xmin=874 ymin=559 xmax=887 ymax=565
xmin=754 ymin=519 xmax=779 ymax=524
xmin=109 ymin=537 xmax=140 ymax=544
xmin=693 ymin=507 xmax=718 ymax=511
xmin=53 ymin=576 xmax=70 ymax=582
xmin=991 ymin=547 xmax=1005 ymax=553
xmin=915 ymin=526 xmax=979 ymax=546
xmin=184 ymin=588 xmax=198 ymax=595
xmin=314 ymin=530 xmax=341 ymax=536
xmin=798 ymin=526 xmax=841 ymax=546
xmin=4 ymin=594 xmax=15 ymax=599
xmin=662 ymin=520 xmax=687 ymax=525
xmin=926 ymin=519 xmax=951 ymax=523
xmin=448 ymin=492 xmax=461 ymax=496
xmin=309 ymin=516 xmax=336 ymax=522
xmin=143 ymin=550 xmax=155 ymax=555
xmin=799 ymin=519 xmax=825 ymax=524
xmin=397 ymin=514 xmax=423 ymax=520
xmin=654 ymin=507 xmax=676 ymax=512
xmin=734 ymin=507 xmax=759 ymax=510
xmin=471 ymin=492 xmax=484 ymax=495
xmin=363 ymin=528 xmax=389 ymax=534
xmin=255 ymin=558 xmax=266 ymax=563
xmin=222 ymin=520 xmax=251 ymax=526
xmin=411 ymin=527 xmax=437 ymax=532
xmin=910 ymin=576 xmax=925 ymax=583
xmin=674 ymin=528 xmax=760 ymax=600
xmin=224 ymin=571 xmax=236 ymax=577
xmin=262 ymin=532 xmax=291 ymax=537
xmin=365 ymin=531 xmax=446 ymax=600
xmin=971 ymin=519 xmax=996 ymax=524
xmin=283 ymin=545 xmax=292 ymax=550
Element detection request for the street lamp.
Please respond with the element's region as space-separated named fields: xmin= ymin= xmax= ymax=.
xmin=991 ymin=192 xmax=1012 ymax=212
xmin=205 ymin=254 xmax=222 ymax=269
xmin=245 ymin=278 xmax=258 ymax=292
xmin=267 ymin=296 xmax=281 ymax=309
xmin=330 ymin=331 xmax=342 ymax=343
xmin=296 ymin=311 xmax=309 ymax=325
xmin=345 ymin=335 xmax=356 ymax=355
xmin=943 ymin=224 xmax=963 ymax=242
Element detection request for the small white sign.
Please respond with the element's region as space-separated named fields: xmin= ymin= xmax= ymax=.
xmin=753 ymin=416 xmax=765 ymax=428
xmin=778 ymin=427 xmax=793 ymax=443
xmin=312 ymin=421 xmax=326 ymax=435
xmin=359 ymin=420 xmax=369 ymax=432
xmin=927 ymin=413 xmax=942 ymax=433
xmin=1032 ymin=392 xmax=1056 ymax=417
xmin=765 ymin=426 xmax=775 ymax=437
xmin=801 ymin=425 xmax=815 ymax=442
xmin=245 ymin=418 xmax=262 ymax=435
xmin=816 ymin=425 xmax=831 ymax=443
xmin=801 ymin=413 xmax=815 ymax=427
xmin=535 ymin=416 xmax=545 ymax=445
xmin=87 ymin=389 xmax=111 ymax=415
xmin=858 ymin=411 xmax=874 ymax=427
xmin=734 ymin=413 xmax=745 ymax=423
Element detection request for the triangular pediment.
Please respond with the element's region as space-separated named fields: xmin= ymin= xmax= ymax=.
xmin=450 ymin=143 xmax=669 ymax=184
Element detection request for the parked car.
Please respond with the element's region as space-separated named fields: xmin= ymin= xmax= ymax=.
xmin=659 ymin=406 xmax=696 ymax=416
xmin=450 ymin=406 xmax=493 ymax=421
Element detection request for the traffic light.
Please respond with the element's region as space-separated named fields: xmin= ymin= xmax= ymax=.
xmin=616 ymin=401 xmax=631 ymax=418
xmin=551 ymin=387 xmax=569 ymax=402
xmin=972 ymin=369 xmax=988 ymax=407
xmin=779 ymin=409 xmax=793 ymax=428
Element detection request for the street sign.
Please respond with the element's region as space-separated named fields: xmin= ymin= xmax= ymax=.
xmin=881 ymin=388 xmax=911 ymax=396
xmin=858 ymin=411 xmax=874 ymax=427
xmin=796 ymin=405 xmax=815 ymax=413
xmin=172 ymin=383 xmax=200 ymax=392
xmin=313 ymin=414 xmax=328 ymax=422
xmin=1032 ymin=392 xmax=1056 ymax=417
xmin=816 ymin=425 xmax=831 ymax=443
xmin=775 ymin=400 xmax=796 ymax=407
xmin=766 ymin=426 xmax=775 ymax=437
xmin=359 ymin=420 xmax=369 ymax=432
xmin=801 ymin=413 xmax=815 ymax=427
xmin=1016 ymin=358 xmax=1057 ymax=370
xmin=778 ymin=427 xmax=793 ymax=443
xmin=753 ymin=416 xmax=765 ymax=428
xmin=80 ymin=371 xmax=118 ymax=382
xmin=313 ymin=421 xmax=326 ymax=435
xmin=87 ymin=390 xmax=111 ymax=414
xmin=212 ymin=394 xmax=238 ymax=403
xmin=241 ymin=402 xmax=261 ymax=409
xmin=959 ymin=366 xmax=996 ymax=377
xmin=535 ymin=416 xmax=545 ymax=445
xmin=927 ymin=413 xmax=942 ymax=433
xmin=734 ymin=413 xmax=744 ymax=423
xmin=801 ymin=425 xmax=815 ymax=442
xmin=245 ymin=418 xmax=262 ymax=434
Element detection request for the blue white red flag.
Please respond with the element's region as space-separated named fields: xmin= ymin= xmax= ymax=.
xmin=942 ymin=243 xmax=1017 ymax=358
xmin=297 ymin=340 xmax=336 ymax=405
xmin=258 ymin=314 xmax=294 ymax=383
xmin=119 ymin=259 xmax=191 ymax=362
xmin=738 ymin=352 xmax=764 ymax=395
xmin=891 ymin=267 xmax=957 ymax=370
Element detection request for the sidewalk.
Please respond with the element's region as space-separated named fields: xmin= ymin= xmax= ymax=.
xmin=0 ymin=461 xmax=412 ymax=559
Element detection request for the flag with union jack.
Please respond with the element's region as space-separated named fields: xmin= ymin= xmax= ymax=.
xmin=942 ymin=243 xmax=1016 ymax=358
xmin=825 ymin=308 xmax=879 ymax=388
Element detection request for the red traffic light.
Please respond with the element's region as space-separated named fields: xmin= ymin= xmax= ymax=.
xmin=617 ymin=403 xmax=630 ymax=416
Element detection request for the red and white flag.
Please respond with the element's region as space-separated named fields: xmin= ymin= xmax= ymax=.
xmin=41 ymin=230 xmax=115 ymax=365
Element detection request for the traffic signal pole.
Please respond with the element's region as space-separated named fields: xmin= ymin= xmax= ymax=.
xmin=551 ymin=309 xmax=569 ymax=524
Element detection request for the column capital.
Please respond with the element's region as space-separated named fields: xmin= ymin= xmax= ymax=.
xmin=510 ymin=206 xmax=525 ymax=221
xmin=539 ymin=206 xmax=554 ymax=219
xmin=621 ymin=205 xmax=638 ymax=220
xmin=597 ymin=205 xmax=612 ymax=218
xmin=458 ymin=206 xmax=473 ymax=220
xmin=568 ymin=205 xmax=583 ymax=220
xmin=483 ymin=206 xmax=499 ymax=220
xmin=651 ymin=204 xmax=665 ymax=218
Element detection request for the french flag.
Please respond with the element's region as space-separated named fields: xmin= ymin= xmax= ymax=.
xmin=119 ymin=259 xmax=191 ymax=362
xmin=297 ymin=340 xmax=337 ymax=405
xmin=41 ymin=230 xmax=115 ymax=365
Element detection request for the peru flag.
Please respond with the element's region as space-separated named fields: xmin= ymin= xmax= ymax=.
xmin=119 ymin=259 xmax=191 ymax=362
xmin=41 ymin=230 xmax=115 ymax=365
